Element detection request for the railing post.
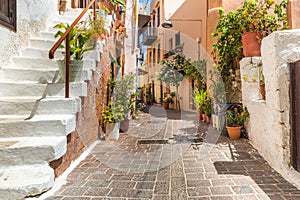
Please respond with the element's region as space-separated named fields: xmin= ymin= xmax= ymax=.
xmin=65 ymin=33 xmax=70 ymax=98
xmin=93 ymin=0 xmax=97 ymax=20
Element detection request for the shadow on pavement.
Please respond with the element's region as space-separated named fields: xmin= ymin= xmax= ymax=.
xmin=213 ymin=140 xmax=300 ymax=199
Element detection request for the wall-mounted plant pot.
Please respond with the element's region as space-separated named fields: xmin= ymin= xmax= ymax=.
xmin=242 ymin=31 xmax=263 ymax=57
xmin=57 ymin=60 xmax=83 ymax=82
xmin=105 ymin=122 xmax=120 ymax=141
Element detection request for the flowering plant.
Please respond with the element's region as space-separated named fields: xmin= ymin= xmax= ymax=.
xmin=226 ymin=104 xmax=249 ymax=127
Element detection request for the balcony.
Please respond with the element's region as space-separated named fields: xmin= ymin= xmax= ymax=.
xmin=142 ymin=27 xmax=157 ymax=46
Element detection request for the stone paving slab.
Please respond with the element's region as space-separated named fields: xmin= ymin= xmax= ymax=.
xmin=44 ymin=109 xmax=300 ymax=200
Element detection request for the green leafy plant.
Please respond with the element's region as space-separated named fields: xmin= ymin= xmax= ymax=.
xmin=226 ymin=105 xmax=249 ymax=127
xmin=113 ymin=75 xmax=135 ymax=118
xmin=203 ymin=97 xmax=212 ymax=117
xmin=193 ymin=89 xmax=207 ymax=113
xmin=102 ymin=102 xmax=125 ymax=124
xmin=164 ymin=96 xmax=174 ymax=104
xmin=212 ymin=0 xmax=288 ymax=82
xmin=259 ymin=69 xmax=265 ymax=85
xmin=54 ymin=22 xmax=93 ymax=60
xmin=86 ymin=12 xmax=109 ymax=40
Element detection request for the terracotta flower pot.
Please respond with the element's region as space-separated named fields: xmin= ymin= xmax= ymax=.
xmin=198 ymin=111 xmax=203 ymax=121
xmin=206 ymin=116 xmax=211 ymax=124
xmin=202 ymin=113 xmax=206 ymax=122
xmin=163 ymin=102 xmax=169 ymax=109
xmin=242 ymin=32 xmax=264 ymax=57
xmin=226 ymin=126 xmax=242 ymax=140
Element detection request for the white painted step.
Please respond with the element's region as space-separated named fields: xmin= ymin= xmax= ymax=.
xmin=39 ymin=31 xmax=58 ymax=40
xmin=21 ymin=47 xmax=63 ymax=59
xmin=29 ymin=38 xmax=56 ymax=49
xmin=0 ymin=82 xmax=87 ymax=97
xmin=1 ymin=67 xmax=92 ymax=83
xmin=0 ymin=114 xmax=76 ymax=137
xmin=0 ymin=136 xmax=66 ymax=166
xmin=0 ymin=164 xmax=54 ymax=200
xmin=0 ymin=97 xmax=81 ymax=115
xmin=10 ymin=57 xmax=96 ymax=71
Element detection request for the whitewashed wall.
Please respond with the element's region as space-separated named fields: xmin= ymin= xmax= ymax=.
xmin=241 ymin=29 xmax=300 ymax=187
xmin=0 ymin=0 xmax=58 ymax=66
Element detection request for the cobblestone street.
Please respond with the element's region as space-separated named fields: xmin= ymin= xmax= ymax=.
xmin=44 ymin=107 xmax=300 ymax=200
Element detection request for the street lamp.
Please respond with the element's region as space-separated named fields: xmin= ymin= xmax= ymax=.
xmin=161 ymin=18 xmax=202 ymax=58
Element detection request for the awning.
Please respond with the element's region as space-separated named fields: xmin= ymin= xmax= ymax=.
xmin=138 ymin=14 xmax=151 ymax=28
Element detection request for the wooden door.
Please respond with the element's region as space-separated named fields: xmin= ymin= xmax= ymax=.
xmin=290 ymin=60 xmax=300 ymax=171
xmin=0 ymin=0 xmax=16 ymax=31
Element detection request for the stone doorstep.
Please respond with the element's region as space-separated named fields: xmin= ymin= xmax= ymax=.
xmin=0 ymin=136 xmax=66 ymax=166
xmin=0 ymin=164 xmax=54 ymax=200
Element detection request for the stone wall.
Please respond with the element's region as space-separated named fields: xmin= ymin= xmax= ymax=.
xmin=50 ymin=38 xmax=116 ymax=177
xmin=241 ymin=29 xmax=300 ymax=186
xmin=0 ymin=0 xmax=57 ymax=66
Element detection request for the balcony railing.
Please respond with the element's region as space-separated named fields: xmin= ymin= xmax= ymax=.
xmin=142 ymin=27 xmax=157 ymax=46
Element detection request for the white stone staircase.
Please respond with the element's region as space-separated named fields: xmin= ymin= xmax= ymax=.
xmin=0 ymin=9 xmax=102 ymax=200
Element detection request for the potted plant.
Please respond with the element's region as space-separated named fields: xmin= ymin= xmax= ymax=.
xmin=102 ymin=102 xmax=125 ymax=140
xmin=54 ymin=22 xmax=93 ymax=82
xmin=226 ymin=104 xmax=249 ymax=140
xmin=113 ymin=75 xmax=135 ymax=132
xmin=163 ymin=95 xmax=174 ymax=109
xmin=146 ymin=92 xmax=154 ymax=105
xmin=203 ymin=97 xmax=212 ymax=124
xmin=193 ymin=89 xmax=207 ymax=121
xmin=212 ymin=0 xmax=288 ymax=85
xmin=86 ymin=11 xmax=109 ymax=42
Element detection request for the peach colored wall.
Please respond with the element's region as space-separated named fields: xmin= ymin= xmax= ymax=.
xmin=289 ymin=0 xmax=300 ymax=29
xmin=169 ymin=0 xmax=207 ymax=49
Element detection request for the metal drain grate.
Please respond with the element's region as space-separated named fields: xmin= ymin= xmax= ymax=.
xmin=137 ymin=139 xmax=169 ymax=144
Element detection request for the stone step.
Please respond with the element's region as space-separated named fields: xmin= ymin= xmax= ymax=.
xmin=39 ymin=31 xmax=58 ymax=41
xmin=0 ymin=164 xmax=54 ymax=200
xmin=0 ymin=136 xmax=66 ymax=166
xmin=0 ymin=82 xmax=87 ymax=97
xmin=10 ymin=57 xmax=96 ymax=71
xmin=20 ymin=47 xmax=63 ymax=59
xmin=0 ymin=114 xmax=76 ymax=137
xmin=29 ymin=38 xmax=56 ymax=50
xmin=1 ymin=67 xmax=92 ymax=83
xmin=0 ymin=97 xmax=81 ymax=115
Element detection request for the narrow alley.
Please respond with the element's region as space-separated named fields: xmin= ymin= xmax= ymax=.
xmin=42 ymin=106 xmax=300 ymax=200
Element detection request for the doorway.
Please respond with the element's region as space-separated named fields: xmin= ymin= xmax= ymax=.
xmin=290 ymin=60 xmax=300 ymax=172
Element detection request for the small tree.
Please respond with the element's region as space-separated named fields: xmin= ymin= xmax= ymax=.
xmin=158 ymin=58 xmax=184 ymax=111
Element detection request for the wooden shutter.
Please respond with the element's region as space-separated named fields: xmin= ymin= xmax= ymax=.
xmin=0 ymin=0 xmax=16 ymax=31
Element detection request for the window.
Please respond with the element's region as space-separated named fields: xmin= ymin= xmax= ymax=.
xmin=157 ymin=7 xmax=160 ymax=27
xmin=0 ymin=0 xmax=16 ymax=31
xmin=149 ymin=51 xmax=152 ymax=66
xmin=153 ymin=48 xmax=156 ymax=64
xmin=175 ymin=32 xmax=181 ymax=46
xmin=169 ymin=38 xmax=173 ymax=51
xmin=152 ymin=14 xmax=156 ymax=28
xmin=157 ymin=44 xmax=161 ymax=62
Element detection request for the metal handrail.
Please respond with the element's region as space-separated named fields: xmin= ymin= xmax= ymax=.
xmin=49 ymin=0 xmax=97 ymax=98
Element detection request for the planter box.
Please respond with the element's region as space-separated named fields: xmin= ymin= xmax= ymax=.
xmin=105 ymin=122 xmax=120 ymax=141
xmin=212 ymin=114 xmax=225 ymax=131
